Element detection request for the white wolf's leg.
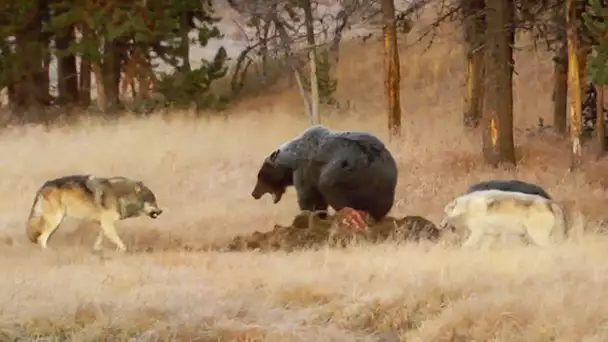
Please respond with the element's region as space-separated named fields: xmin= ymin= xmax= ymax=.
xmin=99 ymin=219 xmax=127 ymax=252
xmin=37 ymin=212 xmax=65 ymax=248
xmin=526 ymin=229 xmax=551 ymax=247
xmin=525 ymin=213 xmax=554 ymax=247
xmin=461 ymin=225 xmax=484 ymax=248
xmin=525 ymin=225 xmax=551 ymax=247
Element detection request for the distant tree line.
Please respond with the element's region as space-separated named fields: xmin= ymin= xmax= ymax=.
xmin=2 ymin=0 xmax=607 ymax=169
xmin=448 ymin=0 xmax=608 ymax=167
xmin=0 ymin=0 xmax=228 ymax=122
xmin=0 ymin=0 xmax=416 ymax=126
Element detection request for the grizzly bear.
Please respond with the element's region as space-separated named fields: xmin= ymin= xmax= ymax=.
xmin=251 ymin=125 xmax=399 ymax=225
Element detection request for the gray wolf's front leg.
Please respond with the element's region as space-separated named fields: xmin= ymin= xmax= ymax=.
xmin=99 ymin=219 xmax=127 ymax=252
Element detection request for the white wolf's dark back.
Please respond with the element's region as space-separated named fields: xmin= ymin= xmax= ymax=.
xmin=465 ymin=180 xmax=551 ymax=200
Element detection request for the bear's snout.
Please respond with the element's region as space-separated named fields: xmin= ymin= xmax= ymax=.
xmin=251 ymin=184 xmax=265 ymax=200
xmin=272 ymin=193 xmax=281 ymax=203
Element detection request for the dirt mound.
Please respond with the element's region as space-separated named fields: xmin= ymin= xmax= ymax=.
xmin=224 ymin=211 xmax=441 ymax=252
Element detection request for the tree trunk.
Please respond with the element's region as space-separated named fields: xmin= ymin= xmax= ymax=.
xmin=91 ymin=61 xmax=107 ymax=112
xmin=462 ymin=0 xmax=486 ymax=129
xmin=78 ymin=27 xmax=91 ymax=107
xmin=12 ymin=0 xmax=48 ymax=120
xmin=274 ymin=17 xmax=313 ymax=119
xmin=381 ymin=0 xmax=402 ymax=138
xmin=303 ymin=0 xmax=320 ymax=125
xmin=566 ymin=0 xmax=583 ymax=170
xmin=259 ymin=21 xmax=270 ymax=84
xmin=135 ymin=48 xmax=152 ymax=101
xmin=553 ymin=5 xmax=568 ymax=135
xmin=79 ymin=57 xmax=91 ymax=107
xmin=0 ymin=39 xmax=16 ymax=108
xmin=56 ymin=25 xmax=79 ymax=105
xmin=595 ymin=84 xmax=605 ymax=158
xmin=574 ymin=0 xmax=591 ymax=112
xmin=40 ymin=57 xmax=50 ymax=105
xmin=101 ymin=39 xmax=125 ymax=109
xmin=39 ymin=0 xmax=51 ymax=106
xmin=179 ymin=12 xmax=191 ymax=73
xmin=481 ymin=0 xmax=515 ymax=167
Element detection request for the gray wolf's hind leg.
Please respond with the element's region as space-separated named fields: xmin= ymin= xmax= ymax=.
xmin=37 ymin=212 xmax=66 ymax=249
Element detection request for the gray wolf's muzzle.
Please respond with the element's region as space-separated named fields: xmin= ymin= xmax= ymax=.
xmin=143 ymin=201 xmax=163 ymax=219
xmin=251 ymin=191 xmax=262 ymax=200
xmin=149 ymin=209 xmax=163 ymax=219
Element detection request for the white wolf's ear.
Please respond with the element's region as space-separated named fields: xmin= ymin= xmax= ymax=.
xmin=444 ymin=199 xmax=457 ymax=214
xmin=134 ymin=183 xmax=142 ymax=194
xmin=484 ymin=196 xmax=498 ymax=206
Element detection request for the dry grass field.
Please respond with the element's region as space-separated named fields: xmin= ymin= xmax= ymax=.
xmin=1 ymin=15 xmax=608 ymax=342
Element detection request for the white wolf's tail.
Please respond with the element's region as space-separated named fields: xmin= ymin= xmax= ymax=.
xmin=567 ymin=210 xmax=587 ymax=240
xmin=550 ymin=202 xmax=568 ymax=242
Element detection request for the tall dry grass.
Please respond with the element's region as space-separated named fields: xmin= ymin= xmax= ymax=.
xmin=0 ymin=18 xmax=608 ymax=341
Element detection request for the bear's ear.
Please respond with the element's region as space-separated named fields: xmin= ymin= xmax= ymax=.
xmin=269 ymin=149 xmax=280 ymax=162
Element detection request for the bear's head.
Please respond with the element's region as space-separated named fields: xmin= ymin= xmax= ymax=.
xmin=251 ymin=149 xmax=294 ymax=204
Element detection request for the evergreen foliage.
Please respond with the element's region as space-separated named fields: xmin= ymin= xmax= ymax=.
xmin=0 ymin=0 xmax=228 ymax=114
xmin=302 ymin=47 xmax=338 ymax=106
xmin=583 ymin=0 xmax=608 ymax=84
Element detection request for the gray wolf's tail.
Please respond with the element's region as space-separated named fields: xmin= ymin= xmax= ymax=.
xmin=26 ymin=192 xmax=44 ymax=244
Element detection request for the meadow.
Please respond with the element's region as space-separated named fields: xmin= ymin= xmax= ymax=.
xmin=0 ymin=13 xmax=608 ymax=342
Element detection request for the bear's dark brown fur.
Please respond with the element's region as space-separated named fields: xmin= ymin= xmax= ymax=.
xmin=251 ymin=160 xmax=294 ymax=204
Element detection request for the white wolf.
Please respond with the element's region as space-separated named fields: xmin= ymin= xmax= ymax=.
xmin=440 ymin=189 xmax=570 ymax=247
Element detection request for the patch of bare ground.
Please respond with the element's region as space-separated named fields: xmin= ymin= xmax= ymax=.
xmin=0 ymin=15 xmax=607 ymax=342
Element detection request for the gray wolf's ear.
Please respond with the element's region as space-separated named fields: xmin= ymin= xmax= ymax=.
xmin=269 ymin=149 xmax=280 ymax=163
xmin=134 ymin=182 xmax=142 ymax=194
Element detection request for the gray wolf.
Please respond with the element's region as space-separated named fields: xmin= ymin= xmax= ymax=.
xmin=26 ymin=175 xmax=163 ymax=252
xmin=440 ymin=189 xmax=567 ymax=248
xmin=251 ymin=125 xmax=398 ymax=228
xmin=465 ymin=179 xmax=551 ymax=199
